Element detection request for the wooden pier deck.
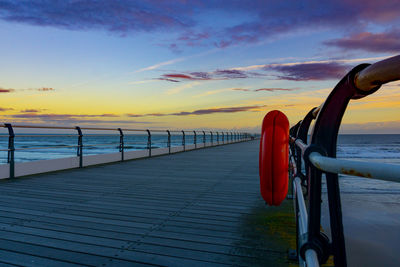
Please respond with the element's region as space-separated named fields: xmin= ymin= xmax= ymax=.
xmin=0 ymin=141 xmax=295 ymax=266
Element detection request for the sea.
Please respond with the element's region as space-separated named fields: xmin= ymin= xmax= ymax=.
xmin=1 ymin=133 xmax=398 ymax=164
xmin=0 ymin=133 xmax=213 ymax=163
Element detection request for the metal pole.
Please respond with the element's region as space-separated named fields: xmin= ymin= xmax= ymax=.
xmin=75 ymin=126 xmax=83 ymax=168
xmin=182 ymin=130 xmax=185 ymax=151
xmin=118 ymin=128 xmax=124 ymax=161
xmin=167 ymin=130 xmax=171 ymax=154
xmin=294 ymin=177 xmax=320 ymax=267
xmin=146 ymin=129 xmax=151 ymax=157
xmin=309 ymin=152 xmax=400 ymax=183
xmin=202 ymin=131 xmax=206 ymax=146
xmin=5 ymin=123 xmax=15 ymax=178
xmin=216 ymin=132 xmax=219 ymax=145
xmin=210 ymin=131 xmax=213 ymax=146
xmin=222 ymin=132 xmax=224 ymax=144
xmin=193 ymin=131 xmax=197 ymax=149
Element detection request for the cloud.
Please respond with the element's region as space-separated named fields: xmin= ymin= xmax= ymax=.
xmin=126 ymin=105 xmax=265 ymax=117
xmin=266 ymin=62 xmax=349 ymax=81
xmin=0 ymin=88 xmax=14 ymax=93
xmin=128 ymin=80 xmax=157 ymax=85
xmin=2 ymin=1 xmax=398 ymax=50
xmin=214 ymin=69 xmax=248 ymax=79
xmin=194 ymin=87 xmax=298 ymax=97
xmin=21 ymin=109 xmax=41 ymax=113
xmin=159 ymin=69 xmax=250 ymax=83
xmin=5 ymin=113 xmax=151 ymax=125
xmin=135 ymin=57 xmax=187 ymax=73
xmin=166 ymin=81 xmax=200 ymax=95
xmin=230 ymin=56 xmax=389 ymax=72
xmin=10 ymin=113 xmax=120 ymax=119
xmin=178 ymin=30 xmax=210 ymax=47
xmin=158 ymin=56 xmax=387 ymax=85
xmin=325 ymin=29 xmax=400 ymax=53
xmin=0 ymin=87 xmax=55 ymax=93
xmin=193 ymin=88 xmax=236 ymax=98
xmin=37 ymin=87 xmax=55 ymax=91
xmin=0 ymin=107 xmax=13 ymax=111
xmin=163 ymin=74 xmax=198 ymax=80
xmin=232 ymin=88 xmax=250 ymax=92
xmin=0 ymin=1 xmax=192 ymax=33
xmin=173 ymin=105 xmax=266 ymax=115
xmin=217 ymin=1 xmax=400 ymax=48
xmin=254 ymin=88 xmax=297 ymax=92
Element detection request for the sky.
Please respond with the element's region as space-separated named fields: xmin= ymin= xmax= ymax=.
xmin=0 ymin=0 xmax=399 ymax=133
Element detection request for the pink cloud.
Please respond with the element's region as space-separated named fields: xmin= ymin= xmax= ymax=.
xmin=266 ymin=62 xmax=349 ymax=81
xmin=325 ymin=29 xmax=400 ymax=53
xmin=163 ymin=74 xmax=196 ymax=80
xmin=127 ymin=105 xmax=266 ymax=117
xmin=231 ymin=88 xmax=250 ymax=92
xmin=37 ymin=87 xmax=55 ymax=91
xmin=0 ymin=88 xmax=15 ymax=93
xmin=21 ymin=109 xmax=40 ymax=113
xmin=254 ymin=88 xmax=297 ymax=92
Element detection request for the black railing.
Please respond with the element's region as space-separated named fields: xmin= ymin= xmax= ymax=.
xmin=287 ymin=55 xmax=400 ymax=266
xmin=1 ymin=124 xmax=253 ymax=178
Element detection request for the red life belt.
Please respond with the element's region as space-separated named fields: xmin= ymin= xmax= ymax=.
xmin=259 ymin=110 xmax=289 ymax=206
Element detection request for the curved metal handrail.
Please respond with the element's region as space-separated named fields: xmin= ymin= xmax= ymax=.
xmin=287 ymin=54 xmax=400 ymax=266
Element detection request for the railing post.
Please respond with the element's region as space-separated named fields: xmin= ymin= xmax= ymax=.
xmin=305 ymin=65 xmax=374 ymax=266
xmin=202 ymin=131 xmax=206 ymax=147
xmin=193 ymin=131 xmax=197 ymax=149
xmin=146 ymin=129 xmax=151 ymax=157
xmin=210 ymin=131 xmax=213 ymax=146
xmin=5 ymin=123 xmax=15 ymax=178
xmin=167 ymin=130 xmax=171 ymax=154
xmin=230 ymin=132 xmax=233 ymax=143
xmin=226 ymin=132 xmax=229 ymax=143
xmin=118 ymin=128 xmax=124 ymax=161
xmin=216 ymin=132 xmax=219 ymax=145
xmin=222 ymin=132 xmax=225 ymax=144
xmin=182 ymin=130 xmax=185 ymax=151
xmin=75 ymin=126 xmax=83 ymax=168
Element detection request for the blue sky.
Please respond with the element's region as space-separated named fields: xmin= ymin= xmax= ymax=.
xmin=0 ymin=0 xmax=399 ymax=133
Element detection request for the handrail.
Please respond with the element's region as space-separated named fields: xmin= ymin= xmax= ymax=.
xmin=309 ymin=152 xmax=400 ymax=183
xmin=286 ymin=54 xmax=400 ymax=266
xmin=1 ymin=122 xmax=253 ymax=178
xmin=354 ymin=55 xmax=400 ymax=92
xmin=2 ymin=123 xmax=228 ymax=133
xmin=294 ymin=177 xmax=320 ymax=267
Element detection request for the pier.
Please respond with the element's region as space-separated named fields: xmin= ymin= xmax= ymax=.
xmin=0 ymin=140 xmax=294 ymax=266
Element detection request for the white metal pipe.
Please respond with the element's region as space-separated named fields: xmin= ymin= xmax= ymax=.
xmin=309 ymin=152 xmax=400 ymax=183
xmin=294 ymin=177 xmax=320 ymax=267
xmin=295 ymin=139 xmax=308 ymax=155
xmin=305 ymin=250 xmax=320 ymax=267
xmin=294 ymin=177 xmax=308 ymax=235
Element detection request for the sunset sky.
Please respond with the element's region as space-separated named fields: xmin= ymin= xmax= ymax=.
xmin=0 ymin=0 xmax=399 ymax=133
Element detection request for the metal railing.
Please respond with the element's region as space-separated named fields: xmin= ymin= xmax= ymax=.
xmin=289 ymin=55 xmax=400 ymax=267
xmin=1 ymin=124 xmax=253 ymax=178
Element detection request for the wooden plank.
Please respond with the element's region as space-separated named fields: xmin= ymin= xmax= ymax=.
xmin=0 ymin=141 xmax=294 ymax=266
